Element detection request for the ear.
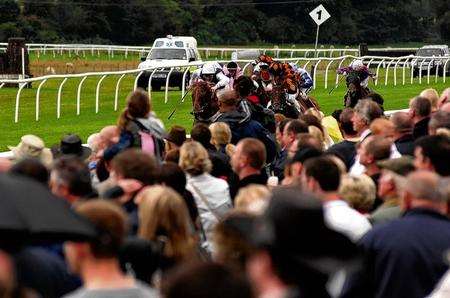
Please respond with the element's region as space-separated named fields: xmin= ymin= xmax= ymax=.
xmin=401 ymin=190 xmax=412 ymax=212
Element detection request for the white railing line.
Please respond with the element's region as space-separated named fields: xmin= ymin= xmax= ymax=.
xmin=76 ymin=76 xmax=89 ymax=115
xmin=164 ymin=68 xmax=175 ymax=104
xmin=57 ymin=78 xmax=68 ymax=118
xmin=35 ymin=79 xmax=48 ymax=121
xmin=114 ymin=74 xmax=127 ymax=111
xmin=95 ymin=75 xmax=108 ymax=113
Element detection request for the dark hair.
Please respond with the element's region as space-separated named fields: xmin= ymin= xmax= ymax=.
xmin=75 ymin=200 xmax=128 ymax=258
xmin=53 ymin=156 xmax=93 ymax=197
xmin=158 ymin=162 xmax=199 ymax=224
xmin=118 ymin=89 xmax=151 ymax=130
xmin=227 ymin=61 xmax=238 ymax=69
xmin=415 ymin=135 xmax=450 ymax=176
xmin=364 ymin=93 xmax=385 ymax=110
xmin=339 ymin=108 xmax=357 ymax=136
xmin=285 ymin=119 xmax=308 ymax=135
xmin=365 ymin=136 xmax=392 ymax=161
xmin=304 ymin=156 xmax=341 ymax=191
xmin=233 ymin=76 xmax=255 ymax=97
xmin=165 ymin=149 xmax=180 ymax=164
xmin=162 ymin=262 xmax=253 ymax=298
xmin=190 ymin=123 xmax=212 ymax=149
xmin=239 ymin=138 xmax=266 ymax=170
xmin=10 ymin=158 xmax=49 ymax=186
xmin=410 ymin=96 xmax=431 ymax=118
xmin=278 ymin=118 xmax=292 ymax=135
xmin=111 ymin=149 xmax=157 ymax=185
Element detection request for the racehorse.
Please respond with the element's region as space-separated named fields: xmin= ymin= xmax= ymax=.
xmin=191 ymin=81 xmax=219 ymax=123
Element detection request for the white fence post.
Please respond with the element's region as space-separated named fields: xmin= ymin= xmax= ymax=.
xmin=35 ymin=79 xmax=48 ymax=121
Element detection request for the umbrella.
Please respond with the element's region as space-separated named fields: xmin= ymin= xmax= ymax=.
xmin=0 ymin=174 xmax=97 ymax=249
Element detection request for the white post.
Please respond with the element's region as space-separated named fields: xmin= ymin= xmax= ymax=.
xmin=21 ymin=47 xmax=25 ymax=79
xmin=314 ymin=25 xmax=320 ymax=58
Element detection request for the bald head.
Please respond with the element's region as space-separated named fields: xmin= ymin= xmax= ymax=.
xmin=438 ymin=88 xmax=450 ymax=108
xmin=404 ymin=171 xmax=442 ymax=203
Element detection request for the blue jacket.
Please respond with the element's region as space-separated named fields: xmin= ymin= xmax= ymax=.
xmin=341 ymin=208 xmax=450 ymax=298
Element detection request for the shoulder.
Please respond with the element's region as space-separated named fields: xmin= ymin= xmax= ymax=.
xmin=62 ymin=288 xmax=86 ymax=298
xmin=134 ymin=281 xmax=159 ymax=297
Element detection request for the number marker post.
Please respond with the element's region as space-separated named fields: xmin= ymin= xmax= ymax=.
xmin=309 ymin=4 xmax=331 ymax=58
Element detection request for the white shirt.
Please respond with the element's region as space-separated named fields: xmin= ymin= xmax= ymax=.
xmin=349 ymin=129 xmax=371 ymax=175
xmin=428 ymin=269 xmax=450 ymax=298
xmin=324 ymin=200 xmax=372 ymax=242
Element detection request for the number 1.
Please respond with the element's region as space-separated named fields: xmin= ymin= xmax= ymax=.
xmin=317 ymin=10 xmax=322 ymax=20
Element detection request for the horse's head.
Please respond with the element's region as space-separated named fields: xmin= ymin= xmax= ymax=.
xmin=191 ymin=81 xmax=218 ymax=122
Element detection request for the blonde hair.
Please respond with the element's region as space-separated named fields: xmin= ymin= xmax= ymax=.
xmin=179 ymin=141 xmax=212 ymax=175
xmin=308 ymin=125 xmax=325 ymax=150
xmin=305 ymin=108 xmax=324 ymax=121
xmin=137 ymin=186 xmax=195 ymax=261
xmin=209 ymin=122 xmax=232 ymax=148
xmin=235 ymin=184 xmax=270 ymax=214
xmin=339 ymin=174 xmax=376 ymax=213
xmin=420 ymin=88 xmax=439 ymax=110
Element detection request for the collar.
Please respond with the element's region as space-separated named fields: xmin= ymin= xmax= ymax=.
xmin=324 ymin=199 xmax=349 ymax=208
xmin=360 ymin=129 xmax=371 ymax=141
xmin=404 ymin=207 xmax=448 ymax=220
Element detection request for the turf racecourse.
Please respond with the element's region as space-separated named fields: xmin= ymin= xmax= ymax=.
xmin=0 ymin=72 xmax=447 ymax=151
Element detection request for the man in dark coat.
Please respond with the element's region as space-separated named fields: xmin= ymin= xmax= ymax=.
xmin=409 ymin=96 xmax=431 ymax=140
xmin=342 ymin=171 xmax=450 ymax=298
xmin=391 ymin=111 xmax=415 ymax=156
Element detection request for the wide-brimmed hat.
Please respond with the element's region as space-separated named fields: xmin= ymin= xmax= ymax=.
xmin=164 ymin=125 xmax=186 ymax=147
xmin=51 ymin=134 xmax=92 ymax=160
xmin=248 ymin=188 xmax=360 ymax=275
xmin=8 ymin=135 xmax=53 ymax=167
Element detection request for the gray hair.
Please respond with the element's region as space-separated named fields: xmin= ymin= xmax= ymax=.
xmin=404 ymin=171 xmax=443 ymax=203
xmin=429 ymin=111 xmax=450 ymax=132
xmin=354 ymin=99 xmax=383 ymax=125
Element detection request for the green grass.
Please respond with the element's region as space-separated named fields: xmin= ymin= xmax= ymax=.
xmin=0 ymin=67 xmax=447 ymax=151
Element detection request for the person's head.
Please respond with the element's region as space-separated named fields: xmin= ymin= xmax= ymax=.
xmin=118 ymin=89 xmax=151 ymax=129
xmin=65 ymin=200 xmax=128 ymax=275
xmin=339 ymin=108 xmax=357 ymax=137
xmin=179 ymin=141 xmax=212 ymax=176
xmin=438 ymin=88 xmax=450 ymax=108
xmin=234 ymin=184 xmax=270 ymax=214
xmin=358 ymin=136 xmax=392 ymax=168
xmin=50 ymin=156 xmax=93 ymax=203
xmin=401 ymin=171 xmax=446 ymax=213
xmin=110 ymin=149 xmax=157 ymax=185
xmin=234 ymin=76 xmax=255 ymax=98
xmin=218 ymin=90 xmax=239 ymax=112
xmin=288 ymin=147 xmax=323 ymax=179
xmin=276 ymin=118 xmax=292 ymax=147
xmin=420 ymin=88 xmax=439 ymax=112
xmin=98 ymin=125 xmax=120 ymax=150
xmin=352 ymin=99 xmax=383 ymax=133
xmin=209 ymin=122 xmax=232 ymax=149
xmin=364 ymin=93 xmax=385 ymax=110
xmin=163 ymin=262 xmax=253 ymax=298
xmin=428 ymin=111 xmax=450 ymax=135
xmin=409 ymin=96 xmax=431 ymax=122
xmin=307 ymin=126 xmax=325 ymax=151
xmin=227 ymin=61 xmax=239 ymax=77
xmin=369 ymin=118 xmax=394 ymax=139
xmin=377 ymin=156 xmax=415 ymax=199
xmin=299 ymin=114 xmax=323 ymax=133
xmin=302 ymin=156 xmax=341 ymax=194
xmin=137 ymin=186 xmax=194 ymax=261
xmin=9 ymin=158 xmax=49 ymax=186
xmin=231 ymin=138 xmax=266 ymax=177
xmin=165 ymin=125 xmax=187 ymax=150
xmin=339 ymin=174 xmax=376 ymax=213
xmin=441 ymin=102 xmax=450 ymax=113
xmin=391 ymin=111 xmax=413 ymax=138
xmin=213 ymin=211 xmax=257 ymax=271
xmin=165 ymin=148 xmax=180 ymax=164
xmin=282 ymin=119 xmax=308 ymax=149
xmin=295 ymin=133 xmax=323 ymax=153
xmin=190 ymin=123 xmax=213 ymax=149
xmin=414 ymin=135 xmax=450 ymax=176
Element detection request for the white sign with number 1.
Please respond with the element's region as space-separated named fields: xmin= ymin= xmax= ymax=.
xmin=309 ymin=4 xmax=331 ymax=26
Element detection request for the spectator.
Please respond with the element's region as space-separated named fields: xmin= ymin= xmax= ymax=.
xmin=104 ymin=89 xmax=165 ymax=161
xmin=409 ymin=96 xmax=431 ymax=139
xmin=157 ymin=162 xmax=199 ymax=227
xmin=339 ymin=174 xmax=376 ymax=214
xmin=230 ymin=138 xmax=268 ymax=200
xmin=352 ymin=99 xmax=383 ymax=141
xmin=429 ymin=111 xmax=450 ymax=135
xmin=164 ymin=148 xmax=180 ymax=164
xmin=8 ymin=134 xmax=53 ymax=168
xmin=191 ymin=122 xmax=231 ymax=180
xmin=95 ymin=125 xmax=120 ymax=159
xmin=438 ymin=87 xmax=450 ymax=108
xmin=63 ymin=200 xmax=158 ymax=298
xmin=51 ymin=134 xmax=92 ymax=162
xmin=275 ymin=118 xmax=291 ymax=147
xmin=137 ymin=186 xmax=197 ymax=273
xmin=9 ymin=158 xmax=49 ymax=186
xmin=179 ymin=141 xmax=232 ymax=254
xmin=441 ymin=102 xmax=450 ymax=113
xmin=109 ymin=149 xmax=157 ymax=186
xmin=364 ymin=93 xmax=385 ymax=111
xmin=163 ymin=262 xmax=253 ymax=298
xmin=420 ymin=88 xmax=439 ymax=113
xmin=50 ymin=156 xmax=96 ymax=204
xmin=414 ymin=135 xmax=450 ymax=176
xmin=234 ymin=184 xmax=270 ymax=214
xmin=307 ymin=126 xmax=326 ymax=151
xmin=391 ymin=111 xmax=415 ymax=156
xmin=342 ymin=171 xmax=450 ymax=298
xmin=164 ymin=125 xmax=186 ymax=152
xmin=301 ymin=156 xmax=371 ymax=242
xmin=369 ymin=118 xmax=394 ymax=139
xmin=370 ymin=156 xmax=415 ymax=225
xmin=209 ymin=122 xmax=232 ymax=154
xmin=282 ymin=147 xmax=322 ymax=186
xmin=246 ymin=188 xmax=359 ymax=298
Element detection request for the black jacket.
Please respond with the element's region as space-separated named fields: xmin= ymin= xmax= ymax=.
xmin=394 ymin=133 xmax=415 ymax=156
xmin=412 ymin=117 xmax=430 ymax=140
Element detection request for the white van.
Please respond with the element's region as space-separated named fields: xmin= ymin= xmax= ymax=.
xmin=137 ymin=35 xmax=201 ymax=90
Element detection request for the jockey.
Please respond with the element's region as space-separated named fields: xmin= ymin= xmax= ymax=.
xmin=338 ymin=59 xmax=375 ymax=88
xmin=252 ymin=62 xmax=273 ymax=92
xmin=223 ymin=61 xmax=243 ymax=90
xmin=290 ymin=63 xmax=313 ymax=94
xmin=190 ymin=61 xmax=230 ymax=92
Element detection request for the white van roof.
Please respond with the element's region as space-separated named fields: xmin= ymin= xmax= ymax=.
xmin=152 ymin=35 xmax=197 ymax=49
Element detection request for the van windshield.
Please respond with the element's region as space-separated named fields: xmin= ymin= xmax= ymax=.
xmin=417 ymin=48 xmax=443 ymax=56
xmin=149 ymin=49 xmax=187 ymax=60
